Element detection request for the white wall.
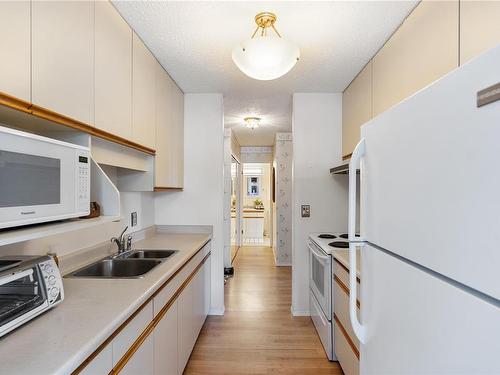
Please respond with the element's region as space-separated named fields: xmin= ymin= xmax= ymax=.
xmin=155 ymin=93 xmax=225 ymax=315
xmin=292 ymin=93 xmax=348 ymax=315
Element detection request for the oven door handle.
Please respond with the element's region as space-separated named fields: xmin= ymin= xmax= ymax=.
xmin=0 ymin=269 xmax=33 ymax=287
xmin=308 ymin=243 xmax=329 ymax=262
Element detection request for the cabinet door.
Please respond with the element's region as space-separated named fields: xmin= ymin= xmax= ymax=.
xmin=132 ymin=32 xmax=156 ymax=149
xmin=154 ymin=301 xmax=178 ymax=375
xmin=95 ymin=0 xmax=132 ymax=138
xmin=342 ymin=62 xmax=372 ymax=158
xmin=460 ymin=0 xmax=500 ymax=64
xmin=177 ymin=281 xmax=194 ymax=374
xmin=192 ymin=267 xmax=205 ymax=337
xmin=121 ymin=334 xmax=154 ymax=375
xmin=204 ymin=257 xmax=211 ymax=316
xmin=0 ymin=1 xmax=30 ymax=102
xmin=372 ymin=1 xmax=459 ymax=116
xmin=80 ymin=345 xmax=113 ymax=375
xmin=171 ymin=82 xmax=184 ymax=187
xmin=155 ymin=67 xmax=184 ymax=189
xmin=154 ymin=63 xmax=173 ymax=187
xmin=32 ymin=0 xmax=94 ymax=124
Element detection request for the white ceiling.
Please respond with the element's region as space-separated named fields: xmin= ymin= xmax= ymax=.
xmin=113 ymin=1 xmax=417 ymax=146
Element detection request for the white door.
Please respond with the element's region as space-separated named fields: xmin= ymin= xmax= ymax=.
xmin=359 ymin=45 xmax=500 ymax=299
xmin=360 ymin=244 xmax=500 ymax=374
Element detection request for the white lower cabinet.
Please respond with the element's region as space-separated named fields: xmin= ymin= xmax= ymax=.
xmin=177 ymin=279 xmax=194 ymax=374
xmin=78 ymin=246 xmax=211 ymax=375
xmin=121 ymin=334 xmax=154 ymax=375
xmin=113 ymin=301 xmax=154 ymax=365
xmin=154 ymin=302 xmax=178 ymax=375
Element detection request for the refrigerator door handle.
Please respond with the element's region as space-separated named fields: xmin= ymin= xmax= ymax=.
xmin=348 ymin=138 xmax=365 ymax=243
xmin=348 ymin=138 xmax=367 ymax=344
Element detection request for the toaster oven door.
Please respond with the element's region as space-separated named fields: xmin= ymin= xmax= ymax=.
xmin=0 ymin=266 xmax=49 ymax=337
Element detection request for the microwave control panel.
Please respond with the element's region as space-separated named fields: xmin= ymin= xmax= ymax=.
xmin=76 ymin=151 xmax=90 ymax=212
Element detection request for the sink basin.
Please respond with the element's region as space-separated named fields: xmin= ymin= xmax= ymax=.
xmin=121 ymin=249 xmax=177 ymax=259
xmin=67 ymin=259 xmax=161 ymax=278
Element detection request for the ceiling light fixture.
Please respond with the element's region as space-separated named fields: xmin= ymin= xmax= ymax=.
xmin=232 ymin=12 xmax=300 ymax=81
xmin=244 ymin=117 xmax=261 ymax=130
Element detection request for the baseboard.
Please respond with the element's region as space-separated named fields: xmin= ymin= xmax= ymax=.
xmin=274 ymin=260 xmax=292 ymax=267
xmin=291 ymin=306 xmax=310 ymax=316
xmin=209 ymin=306 xmax=225 ymax=316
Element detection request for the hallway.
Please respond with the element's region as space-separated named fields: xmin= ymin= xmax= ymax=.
xmin=184 ymin=246 xmax=342 ymax=374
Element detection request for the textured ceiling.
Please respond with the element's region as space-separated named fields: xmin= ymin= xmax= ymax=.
xmin=113 ymin=1 xmax=417 ymax=146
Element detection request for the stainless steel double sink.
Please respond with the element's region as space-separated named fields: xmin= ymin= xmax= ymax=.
xmin=66 ymin=250 xmax=177 ymax=279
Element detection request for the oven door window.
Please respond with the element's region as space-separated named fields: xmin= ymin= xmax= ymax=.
xmin=0 ymin=267 xmax=46 ymax=329
xmin=0 ymin=151 xmax=61 ymax=208
xmin=311 ymin=255 xmax=325 ymax=296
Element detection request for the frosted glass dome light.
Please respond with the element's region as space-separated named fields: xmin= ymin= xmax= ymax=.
xmin=232 ymin=12 xmax=300 ymax=81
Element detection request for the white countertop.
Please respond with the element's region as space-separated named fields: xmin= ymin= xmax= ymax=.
xmin=0 ymin=231 xmax=211 ymax=375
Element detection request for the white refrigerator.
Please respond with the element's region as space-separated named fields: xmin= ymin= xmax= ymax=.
xmin=346 ymin=45 xmax=500 ymax=374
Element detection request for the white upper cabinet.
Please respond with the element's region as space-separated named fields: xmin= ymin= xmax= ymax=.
xmin=155 ymin=62 xmax=184 ymax=189
xmin=372 ymin=1 xmax=459 ymax=116
xmin=460 ymin=0 xmax=500 ymax=64
xmin=342 ymin=62 xmax=372 ymax=157
xmin=132 ymin=32 xmax=156 ymax=149
xmin=0 ymin=1 xmax=30 ymax=102
xmin=95 ymin=0 xmax=132 ymax=139
xmin=32 ymin=0 xmax=94 ymax=124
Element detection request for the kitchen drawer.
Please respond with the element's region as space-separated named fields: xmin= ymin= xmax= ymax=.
xmin=112 ymin=301 xmax=153 ymax=365
xmin=153 ymin=243 xmax=209 ymax=316
xmin=334 ymin=320 xmax=359 ymax=375
xmin=333 ymin=277 xmax=360 ymax=350
xmin=334 ymin=258 xmax=360 ymax=303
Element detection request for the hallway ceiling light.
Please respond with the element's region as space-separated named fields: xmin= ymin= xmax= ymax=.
xmin=244 ymin=116 xmax=261 ymax=130
xmin=232 ymin=12 xmax=300 ymax=81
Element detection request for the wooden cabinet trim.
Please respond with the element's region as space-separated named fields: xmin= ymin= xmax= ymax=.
xmin=0 ymin=92 xmax=155 ymax=155
xmin=333 ymin=274 xmax=361 ymax=309
xmin=333 ymin=313 xmax=360 ymax=359
xmin=153 ymin=186 xmax=184 ymax=192
xmin=0 ymin=91 xmax=31 ymax=113
xmin=72 ymin=242 xmax=211 ymax=375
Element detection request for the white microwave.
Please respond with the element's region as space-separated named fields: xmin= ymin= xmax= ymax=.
xmin=0 ymin=125 xmax=90 ymax=229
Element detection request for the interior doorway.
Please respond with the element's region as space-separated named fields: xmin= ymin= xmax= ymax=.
xmin=241 ymin=162 xmax=272 ymax=247
xmin=230 ymin=157 xmax=241 ymax=263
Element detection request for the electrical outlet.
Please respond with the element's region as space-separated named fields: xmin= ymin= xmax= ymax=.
xmin=301 ymin=205 xmax=310 ymax=218
xmin=131 ymin=212 xmax=138 ymax=227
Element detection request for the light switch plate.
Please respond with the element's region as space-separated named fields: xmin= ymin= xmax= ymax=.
xmin=131 ymin=212 xmax=138 ymax=227
xmin=301 ymin=205 xmax=310 ymax=218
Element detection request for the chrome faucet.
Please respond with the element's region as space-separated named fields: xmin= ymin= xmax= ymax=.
xmin=111 ymin=226 xmax=132 ymax=254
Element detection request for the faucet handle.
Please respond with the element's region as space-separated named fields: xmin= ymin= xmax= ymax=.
xmin=126 ymin=235 xmax=133 ymax=250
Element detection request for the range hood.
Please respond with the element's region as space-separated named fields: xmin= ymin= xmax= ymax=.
xmin=330 ymin=160 xmax=359 ymax=175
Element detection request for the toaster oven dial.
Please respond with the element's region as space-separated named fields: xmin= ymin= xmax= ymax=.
xmin=50 ymin=287 xmax=59 ymax=298
xmin=48 ymin=275 xmax=56 ymax=285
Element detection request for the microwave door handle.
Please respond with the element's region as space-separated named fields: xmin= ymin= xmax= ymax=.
xmin=308 ymin=244 xmax=329 ymax=262
xmin=348 ymin=138 xmax=367 ymax=344
xmin=0 ymin=269 xmax=33 ymax=287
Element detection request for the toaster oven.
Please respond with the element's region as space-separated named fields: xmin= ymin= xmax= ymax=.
xmin=0 ymin=255 xmax=64 ymax=338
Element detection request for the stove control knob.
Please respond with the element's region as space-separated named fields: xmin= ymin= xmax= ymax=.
xmin=50 ymin=287 xmax=59 ymax=298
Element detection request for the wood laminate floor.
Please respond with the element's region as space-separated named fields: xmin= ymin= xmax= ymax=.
xmin=184 ymin=246 xmax=342 ymax=374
